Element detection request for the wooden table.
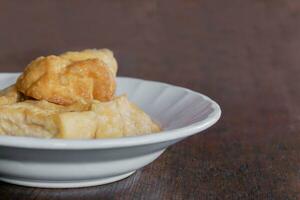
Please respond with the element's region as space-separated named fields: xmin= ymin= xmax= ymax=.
xmin=1 ymin=0 xmax=300 ymax=199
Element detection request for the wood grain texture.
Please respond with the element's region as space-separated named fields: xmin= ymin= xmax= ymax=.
xmin=1 ymin=0 xmax=300 ymax=199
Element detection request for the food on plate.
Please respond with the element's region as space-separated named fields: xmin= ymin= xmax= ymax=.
xmin=0 ymin=85 xmax=21 ymax=106
xmin=16 ymin=56 xmax=116 ymax=105
xmin=0 ymin=49 xmax=160 ymax=139
xmin=60 ymin=49 xmax=118 ymax=76
xmin=92 ymin=95 xmax=160 ymax=138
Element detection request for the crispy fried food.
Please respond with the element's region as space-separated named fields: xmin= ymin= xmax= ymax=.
xmin=55 ymin=111 xmax=98 ymax=139
xmin=0 ymin=85 xmax=21 ymax=106
xmin=16 ymin=56 xmax=116 ymax=105
xmin=0 ymin=100 xmax=94 ymax=138
xmin=0 ymin=49 xmax=161 ymax=139
xmin=60 ymin=49 xmax=118 ymax=76
xmin=92 ymin=95 xmax=160 ymax=138
xmin=0 ymin=96 xmax=160 ymax=139
xmin=0 ymin=100 xmax=61 ymax=138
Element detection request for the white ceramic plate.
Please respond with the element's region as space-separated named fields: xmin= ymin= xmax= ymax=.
xmin=0 ymin=73 xmax=221 ymax=188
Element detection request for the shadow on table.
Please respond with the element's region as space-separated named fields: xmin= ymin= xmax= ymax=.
xmin=0 ymin=170 xmax=142 ymax=200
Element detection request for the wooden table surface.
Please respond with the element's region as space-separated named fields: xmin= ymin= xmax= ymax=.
xmin=1 ymin=0 xmax=300 ymax=199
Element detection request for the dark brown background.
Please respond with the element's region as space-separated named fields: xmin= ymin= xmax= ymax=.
xmin=0 ymin=0 xmax=300 ymax=199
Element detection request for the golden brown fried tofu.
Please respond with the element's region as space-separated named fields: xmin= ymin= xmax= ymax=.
xmin=0 ymin=100 xmax=93 ymax=139
xmin=16 ymin=56 xmax=116 ymax=105
xmin=0 ymin=49 xmax=160 ymax=139
xmin=60 ymin=49 xmax=118 ymax=76
xmin=0 ymin=85 xmax=21 ymax=106
xmin=92 ymin=95 xmax=160 ymax=138
xmin=0 ymin=101 xmax=60 ymax=138
xmin=0 ymin=96 xmax=160 ymax=139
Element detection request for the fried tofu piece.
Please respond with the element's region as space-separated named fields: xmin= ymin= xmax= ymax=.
xmin=60 ymin=49 xmax=118 ymax=76
xmin=55 ymin=111 xmax=97 ymax=139
xmin=0 ymin=96 xmax=160 ymax=139
xmin=92 ymin=95 xmax=160 ymax=138
xmin=0 ymin=100 xmax=92 ymax=139
xmin=0 ymin=85 xmax=21 ymax=106
xmin=0 ymin=101 xmax=59 ymax=138
xmin=16 ymin=56 xmax=116 ymax=105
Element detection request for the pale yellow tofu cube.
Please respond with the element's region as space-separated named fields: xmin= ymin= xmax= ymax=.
xmin=56 ymin=111 xmax=97 ymax=139
xmin=92 ymin=99 xmax=124 ymax=138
